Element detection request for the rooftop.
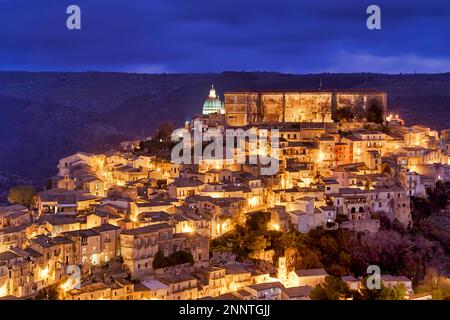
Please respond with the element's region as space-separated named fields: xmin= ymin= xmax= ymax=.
xmin=141 ymin=279 xmax=170 ymax=290
xmin=294 ymin=268 xmax=328 ymax=277
xmin=158 ymin=274 xmax=197 ymax=284
xmin=121 ymin=223 xmax=173 ymax=235
xmin=282 ymin=285 xmax=312 ymax=298
xmin=246 ymin=281 xmax=283 ymax=291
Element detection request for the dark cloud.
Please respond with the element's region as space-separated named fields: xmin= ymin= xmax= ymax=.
xmin=0 ymin=0 xmax=449 ymax=73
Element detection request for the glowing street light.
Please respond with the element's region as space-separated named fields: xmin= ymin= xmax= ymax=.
xmin=249 ymin=196 xmax=258 ymax=207
xmin=182 ymin=225 xmax=194 ymax=233
xmin=270 ymin=223 xmax=280 ymax=231
xmin=40 ymin=267 xmax=50 ymax=280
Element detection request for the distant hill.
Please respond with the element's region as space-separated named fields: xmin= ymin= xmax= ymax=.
xmin=1 ymin=71 xmax=450 ymax=196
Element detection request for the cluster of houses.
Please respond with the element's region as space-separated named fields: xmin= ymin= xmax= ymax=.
xmin=1 ymin=88 xmax=447 ymax=300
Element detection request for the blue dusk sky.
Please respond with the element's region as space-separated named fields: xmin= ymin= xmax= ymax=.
xmin=0 ymin=0 xmax=449 ymax=74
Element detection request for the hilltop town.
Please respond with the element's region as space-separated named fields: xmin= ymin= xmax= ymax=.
xmin=1 ymin=86 xmax=449 ymax=300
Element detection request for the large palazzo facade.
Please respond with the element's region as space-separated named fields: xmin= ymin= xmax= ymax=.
xmin=224 ymin=90 xmax=387 ymax=126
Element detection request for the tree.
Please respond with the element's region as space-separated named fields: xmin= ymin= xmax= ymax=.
xmin=333 ymin=107 xmax=354 ymax=122
xmin=336 ymin=228 xmax=441 ymax=282
xmin=419 ymin=215 xmax=450 ymax=256
xmin=168 ymin=250 xmax=194 ymax=266
xmin=427 ymin=181 xmax=449 ymax=211
xmin=387 ymin=283 xmax=407 ymax=300
xmin=296 ymin=246 xmax=323 ymax=269
xmin=153 ymin=250 xmax=194 ymax=269
xmin=277 ymin=230 xmax=304 ymax=253
xmin=156 ymin=179 xmax=167 ymax=189
xmin=382 ymin=164 xmax=392 ymax=176
xmin=415 ymin=268 xmax=450 ymax=300
xmin=7 ymin=185 xmax=36 ymax=206
xmin=411 ymin=196 xmax=432 ymax=224
xmin=35 ymin=286 xmax=59 ymax=300
xmin=357 ymin=277 xmax=405 ymax=300
xmin=154 ymin=122 xmax=174 ymax=142
xmin=245 ymin=211 xmax=270 ymax=232
xmin=152 ymin=251 xmax=167 ymax=269
xmin=366 ymin=100 xmax=384 ymax=124
xmin=243 ymin=233 xmax=269 ymax=256
xmin=379 ymin=125 xmax=391 ymax=135
xmin=137 ymin=122 xmax=175 ymax=156
xmin=310 ymin=276 xmax=353 ymax=300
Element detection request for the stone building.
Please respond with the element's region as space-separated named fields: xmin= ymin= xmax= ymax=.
xmin=119 ymin=223 xmax=209 ymax=279
xmin=224 ymin=89 xmax=387 ymax=127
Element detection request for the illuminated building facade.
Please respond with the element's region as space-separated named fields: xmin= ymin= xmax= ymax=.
xmin=224 ymin=90 xmax=387 ymax=127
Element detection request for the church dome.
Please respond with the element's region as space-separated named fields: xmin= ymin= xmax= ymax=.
xmin=202 ymin=85 xmax=224 ymax=115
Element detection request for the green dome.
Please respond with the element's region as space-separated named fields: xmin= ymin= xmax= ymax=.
xmin=202 ymin=85 xmax=225 ymax=115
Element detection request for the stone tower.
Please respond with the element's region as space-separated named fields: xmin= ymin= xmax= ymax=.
xmin=277 ymin=256 xmax=288 ymax=282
